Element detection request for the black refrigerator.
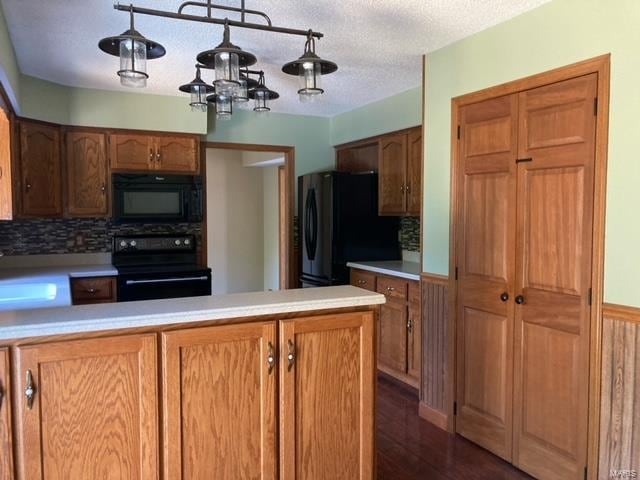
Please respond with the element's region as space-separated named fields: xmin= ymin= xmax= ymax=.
xmin=298 ymin=171 xmax=401 ymax=287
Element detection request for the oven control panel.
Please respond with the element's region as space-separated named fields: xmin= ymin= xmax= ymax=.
xmin=114 ymin=235 xmax=195 ymax=253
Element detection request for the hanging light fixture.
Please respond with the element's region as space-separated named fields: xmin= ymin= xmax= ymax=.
xmin=233 ymin=70 xmax=260 ymax=107
xmin=282 ymin=30 xmax=337 ymax=102
xmin=206 ymin=93 xmax=233 ymax=119
xmin=248 ymin=72 xmax=279 ymax=113
xmin=98 ymin=5 xmax=165 ymax=88
xmin=179 ymin=66 xmax=215 ymax=112
xmin=196 ymin=21 xmax=257 ymax=95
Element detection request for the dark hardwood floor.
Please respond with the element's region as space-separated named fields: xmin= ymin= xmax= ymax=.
xmin=376 ymin=376 xmax=533 ymax=480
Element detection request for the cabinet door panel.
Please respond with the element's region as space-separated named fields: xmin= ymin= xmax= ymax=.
xmin=378 ymin=134 xmax=407 ymax=215
xmin=65 ymin=131 xmax=108 ymax=216
xmin=455 ymin=94 xmax=518 ymax=461
xmin=280 ymin=312 xmax=374 ymax=480
xmin=0 ymin=109 xmax=13 ymax=220
xmin=407 ymin=281 xmax=421 ymax=382
xmin=19 ymin=121 xmax=62 ymax=216
xmin=13 ymin=335 xmax=158 ymax=480
xmin=162 ymin=322 xmax=277 ymax=480
xmin=406 ymin=128 xmax=422 ymax=216
xmin=378 ymin=300 xmax=408 ymax=376
xmin=512 ymin=74 xmax=597 ymax=480
xmin=0 ymin=349 xmax=13 ymax=480
xmin=156 ymin=136 xmax=198 ymax=173
xmin=109 ymin=133 xmax=154 ymax=171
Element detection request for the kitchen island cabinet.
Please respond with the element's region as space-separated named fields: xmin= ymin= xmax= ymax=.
xmin=0 ymin=286 xmax=382 ymax=480
xmin=0 ymin=349 xmax=12 ymax=480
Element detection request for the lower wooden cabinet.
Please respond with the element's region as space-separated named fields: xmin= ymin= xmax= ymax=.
xmin=162 ymin=322 xmax=277 ymax=480
xmin=13 ymin=334 xmax=159 ymax=480
xmin=351 ymin=268 xmax=421 ymax=388
xmin=0 ymin=349 xmax=13 ymax=480
xmin=280 ymin=311 xmax=375 ymax=480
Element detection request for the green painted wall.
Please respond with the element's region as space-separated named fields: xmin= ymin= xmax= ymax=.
xmin=0 ymin=1 xmax=20 ymax=110
xmin=423 ymin=0 xmax=640 ymax=307
xmin=207 ymin=109 xmax=332 ymax=177
xmin=20 ymin=75 xmax=207 ymax=134
xmin=330 ymin=87 xmax=422 ymax=146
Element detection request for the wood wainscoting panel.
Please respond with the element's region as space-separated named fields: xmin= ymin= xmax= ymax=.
xmin=419 ymin=273 xmax=449 ymax=430
xmin=599 ymin=304 xmax=640 ymax=479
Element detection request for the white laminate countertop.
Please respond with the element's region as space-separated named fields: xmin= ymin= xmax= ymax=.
xmin=0 ymin=264 xmax=118 ymax=281
xmin=347 ymin=261 xmax=421 ymax=281
xmin=0 ymin=286 xmax=385 ymax=341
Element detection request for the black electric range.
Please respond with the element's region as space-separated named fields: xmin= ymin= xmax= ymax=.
xmin=112 ymin=234 xmax=212 ymax=302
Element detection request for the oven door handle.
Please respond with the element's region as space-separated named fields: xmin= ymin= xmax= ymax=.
xmin=125 ymin=276 xmax=209 ymax=285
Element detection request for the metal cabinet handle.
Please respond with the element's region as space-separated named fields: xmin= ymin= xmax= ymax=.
xmin=25 ymin=370 xmax=36 ymax=410
xmin=400 ymin=185 xmax=405 ymax=193
xmin=287 ymin=339 xmax=295 ymax=372
xmin=156 ymin=152 xmax=161 ymax=162
xmin=85 ymin=288 xmax=100 ymax=294
xmin=407 ymin=318 xmax=413 ymax=334
xmin=25 ymin=181 xmax=32 ymax=192
xmin=406 ymin=184 xmax=411 ymax=194
xmin=515 ymin=295 xmax=525 ymax=305
xmin=101 ymin=183 xmax=106 ymax=194
xmin=386 ymin=286 xmax=396 ymax=292
xmin=357 ymin=279 xmax=367 ymax=286
xmin=267 ymin=342 xmax=275 ymax=374
xmin=149 ymin=149 xmax=154 ymax=161
xmin=500 ymin=292 xmax=509 ymax=302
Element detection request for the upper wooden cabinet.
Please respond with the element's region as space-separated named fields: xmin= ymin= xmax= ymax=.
xmin=13 ymin=334 xmax=159 ymax=480
xmin=65 ymin=131 xmax=109 ymax=217
xmin=335 ymin=126 xmax=422 ymax=217
xmin=280 ymin=311 xmax=375 ymax=480
xmin=18 ymin=121 xmax=62 ymax=217
xmin=162 ymin=322 xmax=277 ymax=480
xmin=109 ymin=133 xmax=198 ymax=174
xmin=379 ymin=133 xmax=407 ymax=215
xmin=0 ymin=108 xmax=13 ymax=220
xmin=0 ymin=349 xmax=13 ymax=480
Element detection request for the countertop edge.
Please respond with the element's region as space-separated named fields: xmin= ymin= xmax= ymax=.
xmin=347 ymin=262 xmax=421 ymax=281
xmin=0 ymin=292 xmax=386 ymax=341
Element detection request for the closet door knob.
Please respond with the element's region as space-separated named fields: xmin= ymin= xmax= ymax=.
xmin=500 ymin=292 xmax=509 ymax=302
xmin=515 ymin=295 xmax=525 ymax=305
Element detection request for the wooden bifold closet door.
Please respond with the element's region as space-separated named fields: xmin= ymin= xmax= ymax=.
xmin=455 ymin=73 xmax=597 ymax=480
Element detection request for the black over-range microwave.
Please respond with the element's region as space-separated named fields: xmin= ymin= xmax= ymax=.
xmin=113 ymin=174 xmax=203 ymax=223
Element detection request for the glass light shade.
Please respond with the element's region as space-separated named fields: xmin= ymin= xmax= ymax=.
xmin=214 ymin=52 xmax=240 ymax=94
xmin=253 ymin=90 xmax=270 ymax=112
xmin=216 ymin=94 xmax=233 ymax=119
xmin=233 ymin=78 xmax=249 ymax=108
xmin=298 ymin=61 xmax=322 ymax=101
xmin=119 ymin=38 xmax=147 ymax=88
xmin=190 ymin=85 xmax=208 ymax=112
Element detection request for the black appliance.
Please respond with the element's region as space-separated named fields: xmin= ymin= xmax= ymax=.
xmin=298 ymin=171 xmax=400 ymax=287
xmin=113 ymin=234 xmax=211 ymax=302
xmin=113 ymin=174 xmax=203 ymax=223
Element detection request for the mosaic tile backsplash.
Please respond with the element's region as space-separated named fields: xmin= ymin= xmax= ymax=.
xmin=399 ymin=216 xmax=420 ymax=252
xmin=0 ymin=218 xmax=202 ymax=256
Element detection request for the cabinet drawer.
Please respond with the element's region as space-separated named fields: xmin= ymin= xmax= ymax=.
xmin=71 ymin=277 xmax=116 ymax=304
xmin=350 ymin=269 xmax=376 ymax=292
xmin=376 ymin=275 xmax=408 ymax=301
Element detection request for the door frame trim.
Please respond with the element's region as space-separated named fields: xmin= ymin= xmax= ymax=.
xmin=447 ymin=54 xmax=610 ymax=479
xmin=201 ymin=141 xmax=296 ymax=290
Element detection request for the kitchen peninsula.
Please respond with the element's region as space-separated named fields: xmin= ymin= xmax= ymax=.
xmin=0 ymin=286 xmax=382 ymax=479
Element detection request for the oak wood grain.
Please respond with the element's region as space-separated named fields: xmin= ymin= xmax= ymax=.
xmin=64 ymin=131 xmax=108 ymax=217
xmin=162 ymin=322 xmax=276 ymax=479
xmin=350 ymin=269 xmax=377 ymax=292
xmin=280 ymin=311 xmax=375 ymax=480
xmin=0 ymin=108 xmax=13 ymax=220
xmin=378 ymin=298 xmax=408 ymax=377
xmin=406 ymin=128 xmax=422 ymax=216
xmin=0 ymin=349 xmax=13 ymax=480
xmin=109 ymin=133 xmax=154 ymax=172
xmin=13 ymin=334 xmax=159 ymax=480
xmin=378 ymin=133 xmax=407 ymax=215
xmin=155 ymin=135 xmax=198 ymax=174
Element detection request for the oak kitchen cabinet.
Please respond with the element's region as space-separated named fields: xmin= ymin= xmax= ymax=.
xmin=351 ymin=268 xmax=421 ymax=388
xmin=70 ymin=276 xmax=117 ymax=305
xmin=109 ymin=133 xmax=199 ymax=174
xmin=13 ymin=334 xmax=159 ymax=480
xmin=0 ymin=349 xmax=12 ymax=480
xmin=17 ymin=120 xmax=62 ymax=217
xmin=65 ymin=131 xmax=109 ymax=217
xmin=0 ymin=107 xmax=13 ymax=220
xmin=2 ymin=308 xmax=376 ymax=480
xmin=335 ymin=126 xmax=422 ymax=217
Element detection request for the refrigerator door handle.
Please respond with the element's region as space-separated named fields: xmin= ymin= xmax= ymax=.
xmin=304 ymin=188 xmax=314 ymax=261
xmin=309 ymin=188 xmax=318 ymax=260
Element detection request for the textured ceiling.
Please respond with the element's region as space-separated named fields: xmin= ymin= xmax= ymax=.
xmin=1 ymin=0 xmax=550 ymax=117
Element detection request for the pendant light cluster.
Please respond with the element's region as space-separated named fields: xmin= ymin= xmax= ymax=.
xmin=98 ymin=2 xmax=338 ymax=119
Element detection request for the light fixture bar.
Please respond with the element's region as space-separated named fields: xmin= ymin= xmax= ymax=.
xmin=113 ymin=3 xmax=324 ymax=39
xmin=177 ymin=1 xmax=272 ymax=26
